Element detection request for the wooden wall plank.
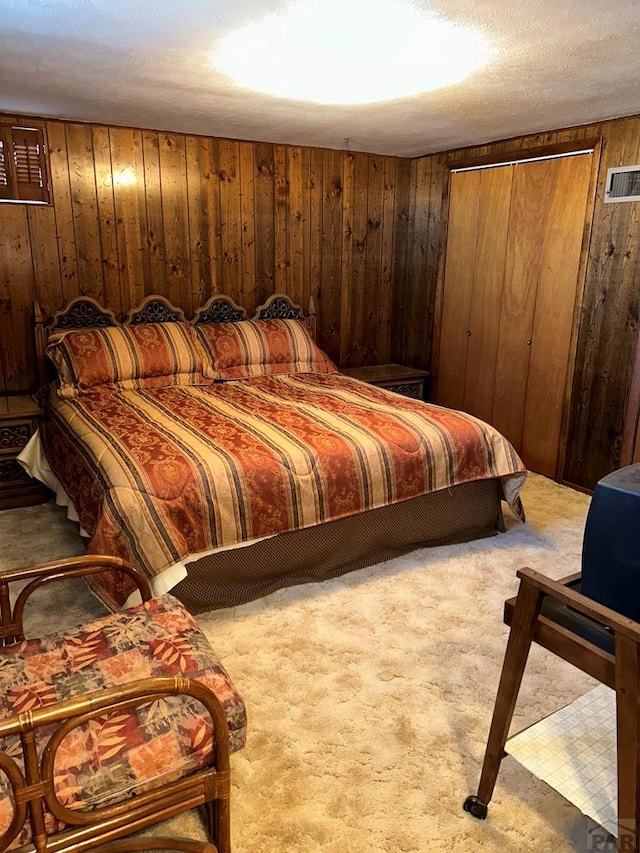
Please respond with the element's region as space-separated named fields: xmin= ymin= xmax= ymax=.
xmin=158 ymin=132 xmax=191 ymax=312
xmin=253 ymin=143 xmax=275 ymax=307
xmin=131 ymin=130 xmax=153 ymax=306
xmin=109 ymin=126 xmax=146 ymax=310
xmin=339 ymin=153 xmax=355 ymax=366
xmin=239 ymin=142 xmax=256 ymax=309
xmin=197 ymin=136 xmax=223 ymax=299
xmin=65 ymin=123 xmax=104 ymax=299
xmin=142 ymin=131 xmax=167 ymax=298
xmin=92 ymin=125 xmax=121 ymax=313
xmin=185 ymin=134 xmax=206 ymax=304
xmin=273 ymin=145 xmax=288 ymax=295
xmin=364 ymin=155 xmax=384 ymax=365
xmin=218 ymin=138 xmax=242 ymax=300
xmin=27 ymin=202 xmax=63 ymax=314
xmin=346 ymin=154 xmax=370 ymax=365
xmin=319 ymin=149 xmax=343 ymax=361
xmin=622 ymin=196 xmax=640 ymax=458
xmin=376 ymin=157 xmax=396 ymax=365
xmin=287 ymin=147 xmax=305 ymax=310
xmin=389 ymin=157 xmax=411 ymax=365
xmin=424 ymin=155 xmax=445 ymax=368
xmin=46 ymin=121 xmax=78 ymax=302
xmin=0 ymin=206 xmax=34 ymax=390
xmin=404 ymin=156 xmax=432 ymax=370
xmin=307 ymin=148 xmax=324 ymax=318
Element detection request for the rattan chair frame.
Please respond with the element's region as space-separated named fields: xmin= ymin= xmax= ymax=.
xmin=0 ymin=556 xmax=234 ymax=853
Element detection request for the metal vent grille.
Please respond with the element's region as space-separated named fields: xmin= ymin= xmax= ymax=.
xmin=604 ymin=165 xmax=640 ymax=203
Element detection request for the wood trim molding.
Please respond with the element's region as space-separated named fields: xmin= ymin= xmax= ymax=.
xmin=445 ymin=138 xmax=601 ymax=173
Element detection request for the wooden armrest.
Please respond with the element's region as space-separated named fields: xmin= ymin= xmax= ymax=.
xmin=0 ymin=675 xmax=226 ymax=740
xmin=516 ymin=566 xmax=640 ymax=641
xmin=0 ymin=555 xmax=152 ymax=645
xmin=0 ymin=676 xmax=230 ymax=851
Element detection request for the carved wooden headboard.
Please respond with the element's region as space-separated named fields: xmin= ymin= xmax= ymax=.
xmin=34 ymin=292 xmax=316 ymax=388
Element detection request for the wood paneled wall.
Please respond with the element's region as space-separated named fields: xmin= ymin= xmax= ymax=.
xmin=1 ymin=111 xmax=639 ymax=490
xmin=0 ymin=117 xmax=415 ymax=394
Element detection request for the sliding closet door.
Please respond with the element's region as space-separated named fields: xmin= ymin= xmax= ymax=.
xmin=491 ymin=159 xmax=555 ymax=448
xmin=519 ymin=153 xmax=592 ymax=473
xmin=438 ymin=166 xmax=512 ymax=416
xmin=462 ymin=167 xmax=513 ymax=425
xmin=437 ymin=150 xmax=592 ymax=477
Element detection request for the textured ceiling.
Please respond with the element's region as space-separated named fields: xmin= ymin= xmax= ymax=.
xmin=1 ymin=0 xmax=639 ymax=157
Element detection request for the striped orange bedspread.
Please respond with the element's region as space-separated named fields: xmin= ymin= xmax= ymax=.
xmin=41 ymin=373 xmax=526 ymax=605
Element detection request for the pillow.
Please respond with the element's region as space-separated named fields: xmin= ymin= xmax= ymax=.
xmin=47 ymin=322 xmax=208 ymax=397
xmin=194 ymin=318 xmax=338 ymax=380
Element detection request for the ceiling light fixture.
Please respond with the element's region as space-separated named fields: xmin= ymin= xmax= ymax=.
xmin=213 ymin=0 xmax=493 ymax=105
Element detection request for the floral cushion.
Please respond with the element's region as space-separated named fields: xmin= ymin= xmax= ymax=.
xmin=0 ymin=594 xmax=246 ymax=848
xmin=47 ymin=322 xmax=208 ymax=397
xmin=194 ymin=318 xmax=338 ymax=379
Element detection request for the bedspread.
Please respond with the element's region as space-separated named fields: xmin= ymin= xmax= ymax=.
xmin=40 ymin=373 xmax=526 ymax=607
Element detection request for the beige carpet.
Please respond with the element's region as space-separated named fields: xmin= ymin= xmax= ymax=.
xmin=0 ymin=474 xmax=603 ymax=851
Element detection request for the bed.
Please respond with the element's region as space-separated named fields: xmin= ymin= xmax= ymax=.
xmin=21 ymin=293 xmax=527 ymax=613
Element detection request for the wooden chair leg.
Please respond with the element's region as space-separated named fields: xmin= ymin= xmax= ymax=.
xmin=615 ymin=635 xmax=640 ymax=852
xmin=201 ymin=796 xmax=231 ymax=853
xmin=464 ymin=576 xmax=542 ymax=818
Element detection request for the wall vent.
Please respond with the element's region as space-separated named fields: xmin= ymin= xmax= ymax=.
xmin=604 ymin=165 xmax=640 ymax=203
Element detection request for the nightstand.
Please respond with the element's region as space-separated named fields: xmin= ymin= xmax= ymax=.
xmin=0 ymin=395 xmax=49 ymax=509
xmin=341 ymin=364 xmax=429 ymax=400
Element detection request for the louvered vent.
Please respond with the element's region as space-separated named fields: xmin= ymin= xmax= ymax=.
xmin=0 ymin=124 xmax=49 ymax=203
xmin=0 ymin=138 xmax=7 ymax=187
xmin=13 ymin=129 xmax=44 ymax=188
xmin=604 ymin=165 xmax=640 ymax=203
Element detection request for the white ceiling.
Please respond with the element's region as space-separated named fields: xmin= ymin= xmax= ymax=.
xmin=1 ymin=0 xmax=639 ymax=158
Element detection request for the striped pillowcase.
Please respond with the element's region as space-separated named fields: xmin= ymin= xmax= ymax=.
xmin=47 ymin=322 xmax=208 ymax=397
xmin=194 ymin=319 xmax=337 ymax=379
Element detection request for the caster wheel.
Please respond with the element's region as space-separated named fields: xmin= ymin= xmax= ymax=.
xmin=463 ymin=795 xmax=488 ymax=819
